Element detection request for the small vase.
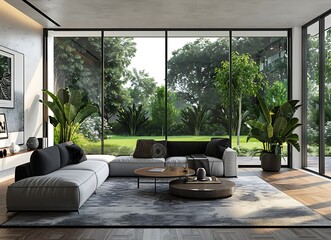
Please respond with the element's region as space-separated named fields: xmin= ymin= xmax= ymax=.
xmin=26 ymin=137 xmax=39 ymax=150
xmin=9 ymin=142 xmax=20 ymax=154
xmin=196 ymin=168 xmax=206 ymax=180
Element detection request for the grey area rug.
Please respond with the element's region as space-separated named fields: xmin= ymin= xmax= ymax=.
xmin=3 ymin=176 xmax=331 ymax=227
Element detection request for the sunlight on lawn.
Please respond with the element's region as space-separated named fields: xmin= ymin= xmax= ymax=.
xmin=77 ymin=135 xmax=264 ymax=156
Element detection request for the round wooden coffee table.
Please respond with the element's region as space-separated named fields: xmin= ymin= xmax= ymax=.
xmin=169 ymin=178 xmax=235 ymax=199
xmin=134 ymin=166 xmax=195 ymax=194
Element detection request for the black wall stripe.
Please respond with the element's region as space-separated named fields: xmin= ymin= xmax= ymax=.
xmin=23 ymin=0 xmax=61 ymax=27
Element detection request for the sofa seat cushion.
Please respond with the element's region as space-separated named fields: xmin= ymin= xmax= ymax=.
xmin=165 ymin=156 xmax=224 ymax=176
xmin=165 ymin=156 xmax=187 ymax=166
xmin=206 ymin=156 xmax=224 ymax=177
xmin=61 ymin=160 xmax=109 ymax=187
xmin=6 ymin=169 xmax=97 ymax=211
xmin=86 ymin=154 xmax=116 ymax=164
xmin=109 ymin=156 xmax=165 ymax=176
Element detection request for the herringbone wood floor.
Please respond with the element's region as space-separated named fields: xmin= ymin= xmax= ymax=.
xmin=1 ymin=168 xmax=331 ymax=239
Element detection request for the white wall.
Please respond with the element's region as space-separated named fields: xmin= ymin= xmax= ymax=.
xmin=0 ymin=0 xmax=43 ymax=148
xmin=292 ymin=27 xmax=303 ymax=169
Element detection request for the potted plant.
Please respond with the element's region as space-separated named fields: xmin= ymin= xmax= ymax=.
xmin=246 ymin=93 xmax=302 ymax=172
xmin=40 ymin=88 xmax=98 ymax=143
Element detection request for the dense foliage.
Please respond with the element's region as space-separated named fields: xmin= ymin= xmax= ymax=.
xmin=53 ymin=35 xmax=289 ymax=147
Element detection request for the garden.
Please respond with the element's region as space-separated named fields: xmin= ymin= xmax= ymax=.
xmin=51 ymin=34 xmax=290 ymax=161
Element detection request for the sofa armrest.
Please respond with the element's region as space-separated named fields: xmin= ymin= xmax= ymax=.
xmin=222 ymin=148 xmax=238 ymax=177
xmin=15 ymin=163 xmax=33 ymax=182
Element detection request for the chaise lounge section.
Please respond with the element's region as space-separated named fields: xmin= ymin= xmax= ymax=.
xmin=6 ymin=142 xmax=111 ymax=212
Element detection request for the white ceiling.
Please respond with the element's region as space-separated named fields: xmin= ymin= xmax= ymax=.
xmin=5 ymin=0 xmax=331 ymax=29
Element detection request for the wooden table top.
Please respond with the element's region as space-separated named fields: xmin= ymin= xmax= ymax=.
xmin=134 ymin=166 xmax=195 ymax=178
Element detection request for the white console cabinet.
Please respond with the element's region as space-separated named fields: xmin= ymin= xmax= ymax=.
xmin=0 ymin=150 xmax=33 ymax=181
xmin=0 ymin=150 xmax=32 ymax=171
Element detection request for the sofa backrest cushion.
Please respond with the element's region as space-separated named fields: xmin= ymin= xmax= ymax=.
xmin=57 ymin=141 xmax=73 ymax=167
xmin=166 ymin=141 xmax=208 ymax=157
xmin=66 ymin=144 xmax=87 ymax=164
xmin=30 ymin=145 xmax=61 ymax=176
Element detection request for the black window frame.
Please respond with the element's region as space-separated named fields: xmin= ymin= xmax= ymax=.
xmin=43 ymin=28 xmax=292 ymax=168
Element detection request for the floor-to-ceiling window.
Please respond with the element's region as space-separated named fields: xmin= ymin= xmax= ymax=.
xmin=47 ymin=29 xmax=291 ymax=166
xmin=51 ymin=31 xmax=103 ymax=154
xmin=232 ymin=31 xmax=289 ymax=165
xmin=167 ymin=31 xmax=230 ymax=142
xmin=303 ymin=11 xmax=331 ymax=177
xmin=325 ymin=14 xmax=331 ymax=176
xmin=305 ymin=22 xmax=320 ymax=173
xmin=103 ymin=31 xmax=166 ymax=155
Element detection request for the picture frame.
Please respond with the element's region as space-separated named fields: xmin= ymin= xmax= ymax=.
xmin=0 ymin=45 xmax=24 ymax=147
xmin=0 ymin=113 xmax=8 ymax=139
xmin=0 ymin=49 xmax=14 ymax=108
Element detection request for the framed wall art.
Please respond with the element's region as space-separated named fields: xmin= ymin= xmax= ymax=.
xmin=0 ymin=49 xmax=14 ymax=108
xmin=0 ymin=45 xmax=24 ymax=147
xmin=0 ymin=113 xmax=8 ymax=139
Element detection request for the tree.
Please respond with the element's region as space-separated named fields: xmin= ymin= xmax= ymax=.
xmin=181 ymin=105 xmax=210 ymax=136
xmin=150 ymin=86 xmax=179 ymax=136
xmin=232 ymin=37 xmax=288 ymax=83
xmin=116 ymin=103 xmax=149 ymax=136
xmin=127 ymin=68 xmax=157 ymax=107
xmin=167 ymin=38 xmax=229 ymax=109
xmin=264 ymin=80 xmax=287 ymax=108
xmin=214 ymin=51 xmax=267 ymax=148
xmin=54 ymin=37 xmax=136 ymax=123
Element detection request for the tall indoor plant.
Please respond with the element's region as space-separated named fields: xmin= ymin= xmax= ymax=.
xmin=40 ymin=88 xmax=98 ymax=143
xmin=246 ymin=93 xmax=302 ymax=171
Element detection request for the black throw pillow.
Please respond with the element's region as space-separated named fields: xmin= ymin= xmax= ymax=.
xmin=66 ymin=144 xmax=87 ymax=164
xmin=133 ymin=139 xmax=155 ymax=158
xmin=205 ymin=138 xmax=230 ymax=159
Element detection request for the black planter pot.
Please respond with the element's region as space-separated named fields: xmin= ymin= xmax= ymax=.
xmin=261 ymin=152 xmax=281 ymax=172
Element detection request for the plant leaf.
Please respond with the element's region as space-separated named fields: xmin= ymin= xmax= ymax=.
xmin=64 ymin=103 xmax=77 ymax=124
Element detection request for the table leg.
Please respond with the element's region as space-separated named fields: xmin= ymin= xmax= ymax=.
xmin=137 ymin=177 xmax=140 ymax=188
xmin=154 ymin=177 xmax=156 ymax=194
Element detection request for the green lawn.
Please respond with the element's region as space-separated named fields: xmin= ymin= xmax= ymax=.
xmin=76 ymin=135 xmax=265 ymax=156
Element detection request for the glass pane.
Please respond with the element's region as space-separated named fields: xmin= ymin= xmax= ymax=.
xmin=167 ymin=32 xmax=230 ymax=142
xmin=104 ymin=32 xmax=165 ymax=155
xmin=306 ymin=22 xmax=320 ymax=172
xmin=232 ymin=32 xmax=288 ymax=165
xmin=53 ymin=33 xmax=102 ymax=154
xmin=325 ymin=15 xmax=331 ymax=176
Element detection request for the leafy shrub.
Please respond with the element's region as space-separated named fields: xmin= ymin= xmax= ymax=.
xmin=307 ymin=125 xmax=319 ymax=145
xmin=79 ymin=116 xmax=110 ymax=141
xmin=117 ymin=103 xmax=149 ymax=136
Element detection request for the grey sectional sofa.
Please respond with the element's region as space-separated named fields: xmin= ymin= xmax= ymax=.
xmin=109 ymin=140 xmax=238 ymax=177
xmin=6 ymin=142 xmax=112 ymax=212
xmin=7 ymin=139 xmax=237 ymax=212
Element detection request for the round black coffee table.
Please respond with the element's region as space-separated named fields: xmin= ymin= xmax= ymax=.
xmin=169 ymin=178 xmax=235 ymax=199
